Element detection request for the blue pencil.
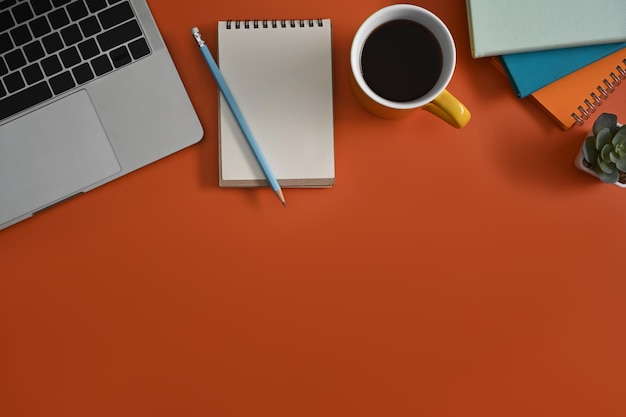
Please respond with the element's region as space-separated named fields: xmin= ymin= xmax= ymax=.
xmin=192 ymin=27 xmax=286 ymax=207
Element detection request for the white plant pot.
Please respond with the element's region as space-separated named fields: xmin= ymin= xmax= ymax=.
xmin=575 ymin=123 xmax=626 ymax=187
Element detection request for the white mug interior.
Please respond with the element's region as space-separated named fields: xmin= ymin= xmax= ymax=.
xmin=350 ymin=4 xmax=456 ymax=110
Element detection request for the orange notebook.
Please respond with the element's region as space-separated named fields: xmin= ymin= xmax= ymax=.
xmin=492 ymin=49 xmax=626 ymax=129
xmin=531 ymin=49 xmax=626 ymax=129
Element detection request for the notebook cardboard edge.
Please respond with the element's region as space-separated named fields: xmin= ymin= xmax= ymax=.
xmin=219 ymin=178 xmax=335 ymax=188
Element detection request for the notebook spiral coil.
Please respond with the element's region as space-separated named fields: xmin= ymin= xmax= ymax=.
xmin=571 ymin=58 xmax=626 ymax=126
xmin=225 ymin=19 xmax=325 ymax=30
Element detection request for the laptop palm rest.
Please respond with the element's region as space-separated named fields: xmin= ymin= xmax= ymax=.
xmin=0 ymin=90 xmax=121 ymax=226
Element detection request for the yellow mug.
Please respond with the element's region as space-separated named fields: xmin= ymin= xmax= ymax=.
xmin=350 ymin=4 xmax=470 ymax=128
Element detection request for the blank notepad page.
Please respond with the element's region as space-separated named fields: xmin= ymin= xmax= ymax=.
xmin=217 ymin=19 xmax=335 ymax=187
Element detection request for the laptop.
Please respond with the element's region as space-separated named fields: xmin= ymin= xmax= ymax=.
xmin=0 ymin=0 xmax=204 ymax=230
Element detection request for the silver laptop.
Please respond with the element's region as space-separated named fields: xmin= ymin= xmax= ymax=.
xmin=0 ymin=0 xmax=203 ymax=230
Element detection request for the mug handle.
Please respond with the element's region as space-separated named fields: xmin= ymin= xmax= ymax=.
xmin=423 ymin=89 xmax=471 ymax=129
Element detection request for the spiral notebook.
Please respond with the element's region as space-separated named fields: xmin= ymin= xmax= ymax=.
xmin=217 ymin=19 xmax=335 ymax=187
xmin=529 ymin=50 xmax=626 ymax=130
xmin=500 ymin=42 xmax=626 ymax=98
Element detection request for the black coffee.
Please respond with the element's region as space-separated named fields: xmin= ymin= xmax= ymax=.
xmin=361 ymin=20 xmax=443 ymax=102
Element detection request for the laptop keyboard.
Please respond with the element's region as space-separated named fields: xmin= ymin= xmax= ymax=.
xmin=0 ymin=0 xmax=151 ymax=121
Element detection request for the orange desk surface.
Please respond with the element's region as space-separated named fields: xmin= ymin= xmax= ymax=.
xmin=1 ymin=1 xmax=625 ymax=416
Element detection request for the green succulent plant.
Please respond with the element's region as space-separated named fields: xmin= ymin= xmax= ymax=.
xmin=582 ymin=113 xmax=626 ymax=183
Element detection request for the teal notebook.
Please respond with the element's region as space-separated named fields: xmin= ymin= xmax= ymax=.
xmin=466 ymin=0 xmax=626 ymax=58
xmin=500 ymin=42 xmax=626 ymax=98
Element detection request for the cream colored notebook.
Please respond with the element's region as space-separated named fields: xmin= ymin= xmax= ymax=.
xmin=466 ymin=0 xmax=626 ymax=58
xmin=217 ymin=19 xmax=335 ymax=187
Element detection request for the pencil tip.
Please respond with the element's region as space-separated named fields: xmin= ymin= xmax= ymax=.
xmin=275 ymin=189 xmax=286 ymax=207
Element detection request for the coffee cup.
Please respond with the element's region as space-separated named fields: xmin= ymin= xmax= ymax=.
xmin=350 ymin=4 xmax=470 ymax=128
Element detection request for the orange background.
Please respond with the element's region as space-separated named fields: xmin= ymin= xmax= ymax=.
xmin=1 ymin=1 xmax=626 ymax=416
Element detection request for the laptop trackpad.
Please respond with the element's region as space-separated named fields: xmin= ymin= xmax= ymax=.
xmin=0 ymin=90 xmax=121 ymax=225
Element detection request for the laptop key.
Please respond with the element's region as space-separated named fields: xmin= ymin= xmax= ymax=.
xmin=51 ymin=0 xmax=72 ymax=6
xmin=67 ymin=0 xmax=88 ymax=21
xmin=10 ymin=24 xmax=32 ymax=46
xmin=12 ymin=3 xmax=33 ymax=24
xmin=31 ymin=0 xmax=53 ymax=16
xmin=4 ymin=71 xmax=25 ymax=93
xmin=72 ymin=62 xmax=94 ymax=84
xmin=98 ymin=1 xmax=134 ymax=30
xmin=128 ymin=38 xmax=150 ymax=59
xmin=78 ymin=38 xmax=99 ymax=60
xmin=0 ymin=81 xmax=53 ymax=120
xmin=0 ymin=57 xmax=8 ymax=76
xmin=0 ymin=82 xmax=5 ymax=99
xmin=49 ymin=71 xmax=75 ymax=95
xmin=0 ymin=33 xmax=13 ymax=54
xmin=79 ymin=16 xmax=101 ymax=37
xmin=110 ymin=45 xmax=131 ymax=68
xmin=29 ymin=16 xmax=52 ymax=37
xmin=0 ymin=0 xmax=17 ymax=11
xmin=91 ymin=54 xmax=112 ymax=76
xmin=60 ymin=24 xmax=83 ymax=46
xmin=87 ymin=0 xmax=108 ymax=13
xmin=96 ymin=19 xmax=141 ymax=51
xmin=22 ymin=63 xmax=44 ymax=84
xmin=0 ymin=10 xmax=14 ymax=31
xmin=59 ymin=46 xmax=81 ymax=68
xmin=24 ymin=40 xmax=46 ymax=62
xmin=48 ymin=8 xmax=70 ymax=29
xmin=42 ymin=32 xmax=64 ymax=54
xmin=41 ymin=55 xmax=63 ymax=76
xmin=5 ymin=49 xmax=26 ymax=71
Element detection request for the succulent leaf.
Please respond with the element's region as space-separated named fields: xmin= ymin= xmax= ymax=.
xmin=617 ymin=157 xmax=626 ymax=172
xmin=596 ymin=128 xmax=613 ymax=151
xmin=593 ymin=113 xmax=618 ymax=137
xmin=597 ymin=169 xmax=620 ymax=183
xmin=582 ymin=136 xmax=599 ymax=163
xmin=597 ymin=158 xmax=615 ymax=175
xmin=601 ymin=144 xmax=613 ymax=162
xmin=612 ymin=128 xmax=626 ymax=147
xmin=610 ymin=151 xmax=620 ymax=164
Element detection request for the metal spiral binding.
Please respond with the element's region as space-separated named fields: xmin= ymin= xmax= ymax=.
xmin=571 ymin=58 xmax=626 ymax=126
xmin=225 ymin=19 xmax=324 ymax=30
